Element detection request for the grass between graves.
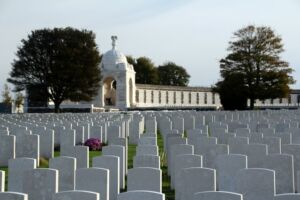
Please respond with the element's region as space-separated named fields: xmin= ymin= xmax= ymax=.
xmin=123 ymin=143 xmax=137 ymax=192
xmin=128 ymin=144 xmax=137 ymax=169
xmin=125 ymin=132 xmax=174 ymax=200
xmin=157 ymin=130 xmax=175 ymax=200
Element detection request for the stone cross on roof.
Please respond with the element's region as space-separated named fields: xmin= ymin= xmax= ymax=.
xmin=111 ymin=35 xmax=118 ymax=50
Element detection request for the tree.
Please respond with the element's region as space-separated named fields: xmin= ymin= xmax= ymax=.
xmin=14 ymin=92 xmax=24 ymax=113
xmin=213 ymin=73 xmax=248 ymax=110
xmin=8 ymin=27 xmax=101 ymax=112
xmin=131 ymin=57 xmax=159 ymax=84
xmin=126 ymin=55 xmax=135 ymax=66
xmin=157 ymin=62 xmax=190 ymax=86
xmin=26 ymin=84 xmax=49 ymax=107
xmin=217 ymin=25 xmax=294 ymax=109
xmin=1 ymin=84 xmax=13 ymax=105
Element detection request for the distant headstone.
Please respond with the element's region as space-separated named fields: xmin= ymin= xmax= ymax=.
xmin=52 ymin=190 xmax=99 ymax=200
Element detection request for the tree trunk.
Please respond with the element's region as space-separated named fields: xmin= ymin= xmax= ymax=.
xmin=54 ymin=102 xmax=60 ymax=113
xmin=250 ymin=98 xmax=255 ymax=110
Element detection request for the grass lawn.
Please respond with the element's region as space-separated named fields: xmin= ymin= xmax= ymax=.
xmin=128 ymin=144 xmax=137 ymax=169
xmin=157 ymin=131 xmax=175 ymax=200
xmin=89 ymin=150 xmax=102 ymax=167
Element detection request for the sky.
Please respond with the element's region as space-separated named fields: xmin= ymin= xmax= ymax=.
xmin=0 ymin=0 xmax=300 ymax=96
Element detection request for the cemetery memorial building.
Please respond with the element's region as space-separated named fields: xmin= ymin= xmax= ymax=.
xmin=25 ymin=36 xmax=300 ymax=112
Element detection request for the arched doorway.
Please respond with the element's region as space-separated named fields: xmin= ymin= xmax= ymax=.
xmin=129 ymin=78 xmax=133 ymax=106
xmin=103 ymin=77 xmax=117 ymax=106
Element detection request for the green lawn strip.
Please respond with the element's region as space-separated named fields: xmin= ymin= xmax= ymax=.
xmin=128 ymin=144 xmax=137 ymax=169
xmin=54 ymin=151 xmax=60 ymax=157
xmin=157 ymin=130 xmax=175 ymax=200
xmin=122 ymin=143 xmax=137 ymax=191
xmin=89 ymin=150 xmax=102 ymax=167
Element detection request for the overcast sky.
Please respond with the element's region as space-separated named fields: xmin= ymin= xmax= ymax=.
xmin=1 ymin=0 xmax=300 ymax=96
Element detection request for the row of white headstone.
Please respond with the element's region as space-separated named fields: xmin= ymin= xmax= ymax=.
xmin=0 ymin=112 xmax=166 ymax=200
xmin=1 ymin=110 xmax=300 ymax=200
xmin=159 ymin=110 xmax=300 ymax=200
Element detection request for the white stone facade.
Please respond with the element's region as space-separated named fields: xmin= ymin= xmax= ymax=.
xmin=93 ymin=36 xmax=136 ymax=110
xmin=89 ymin=37 xmax=300 ymax=111
xmin=90 ymin=36 xmax=222 ymax=111
xmin=135 ymin=84 xmax=221 ymax=109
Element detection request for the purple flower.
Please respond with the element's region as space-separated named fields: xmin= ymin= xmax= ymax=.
xmin=84 ymin=138 xmax=102 ymax=151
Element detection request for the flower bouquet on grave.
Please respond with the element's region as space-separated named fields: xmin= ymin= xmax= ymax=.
xmin=84 ymin=138 xmax=102 ymax=151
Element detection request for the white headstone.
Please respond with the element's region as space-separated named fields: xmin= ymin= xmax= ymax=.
xmin=228 ymin=136 xmax=249 ymax=154
xmin=193 ymin=191 xmax=243 ymax=200
xmin=93 ymin=155 xmax=120 ymax=200
xmin=136 ymin=145 xmax=158 ymax=156
xmin=169 ymin=144 xmax=193 ymax=183
xmin=129 ymin=119 xmax=143 ymax=144
xmin=60 ymin=129 xmax=76 ymax=154
xmin=138 ymin=137 xmax=157 ymax=146
xmin=49 ymin=156 xmax=76 ymax=191
xmin=107 ymin=125 xmax=121 ymax=144
xmin=127 ymin=167 xmax=162 ymax=193
xmin=274 ymin=194 xmax=300 ymax=200
xmin=102 ymin=145 xmax=125 ymax=189
xmin=282 ymin=144 xmax=300 ymax=190
xmin=0 ymin=170 xmax=4 ymax=192
xmin=38 ymin=129 xmax=54 ymax=159
xmin=172 ymin=117 xmax=184 ymax=134
xmin=60 ymin=145 xmax=89 ymax=168
xmin=8 ymin=158 xmax=36 ymax=192
xmin=215 ymin=154 xmax=248 ymax=192
xmin=72 ymin=126 xmax=85 ymax=144
xmin=23 ymin=168 xmax=58 ymax=200
xmin=234 ymin=168 xmax=275 ymax=200
xmin=90 ymin=125 xmax=103 ymax=141
xmin=0 ymin=135 xmax=15 ymax=166
xmin=0 ymin=192 xmax=28 ymax=200
xmin=173 ymin=154 xmax=203 ymax=191
xmin=133 ymin=155 xmax=160 ymax=169
xmin=145 ymin=119 xmax=157 ymax=134
xmin=240 ymin=144 xmax=268 ymax=168
xmin=52 ymin=190 xmax=99 ymax=200
xmin=16 ymin=134 xmax=40 ymax=165
xmin=110 ymin=137 xmax=128 ymax=175
xmin=117 ymin=191 xmax=165 ymax=200
xmin=75 ymin=168 xmax=109 ymax=200
xmin=195 ymin=143 xmax=229 ymax=168
xmin=177 ymin=167 xmax=216 ymax=200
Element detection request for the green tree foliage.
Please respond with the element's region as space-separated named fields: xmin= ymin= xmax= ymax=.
xmin=131 ymin=56 xmax=159 ymax=84
xmin=8 ymin=27 xmax=101 ymax=112
xmin=26 ymin=84 xmax=49 ymax=107
xmin=126 ymin=55 xmax=135 ymax=66
xmin=216 ymin=25 xmax=294 ymax=110
xmin=213 ymin=73 xmax=248 ymax=110
xmin=1 ymin=84 xmax=13 ymax=105
xmin=14 ymin=92 xmax=24 ymax=112
xmin=126 ymin=56 xmax=190 ymax=86
xmin=157 ymin=62 xmax=190 ymax=86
